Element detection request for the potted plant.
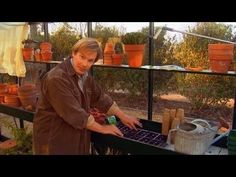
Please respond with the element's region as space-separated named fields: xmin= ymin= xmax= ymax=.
xmin=112 ymin=42 xmax=124 ymax=65
xmin=121 ymin=32 xmax=147 ymax=67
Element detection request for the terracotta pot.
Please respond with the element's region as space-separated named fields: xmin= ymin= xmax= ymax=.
xmin=7 ymin=84 xmax=18 ymax=95
xmin=0 ymin=140 xmax=17 ymax=150
xmin=18 ymin=90 xmax=37 ymax=97
xmin=0 ymin=83 xmax=8 ymax=94
xmin=18 ymin=84 xmax=36 ymax=92
xmin=18 ymin=84 xmax=37 ymax=97
xmin=22 ymin=48 xmax=34 ymax=61
xmin=18 ymin=84 xmax=38 ymax=109
xmin=124 ymin=44 xmax=145 ymax=67
xmin=0 ymin=95 xmax=4 ymax=103
xmin=104 ymin=43 xmax=114 ymax=53
xmin=4 ymin=94 xmax=21 ymax=107
xmin=209 ymin=60 xmax=232 ymax=73
xmin=40 ymin=42 xmax=52 ymax=51
xmin=112 ymin=54 xmax=123 ymax=65
xmin=103 ymin=53 xmax=113 ymax=65
xmin=19 ymin=95 xmax=38 ymax=108
xmin=34 ymin=53 xmax=42 ymax=61
xmin=208 ymin=44 xmax=234 ymax=72
xmin=41 ymin=50 xmax=52 ymax=61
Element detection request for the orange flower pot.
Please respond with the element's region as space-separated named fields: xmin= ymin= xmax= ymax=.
xmin=41 ymin=51 xmax=53 ymax=61
xmin=34 ymin=53 xmax=42 ymax=61
xmin=40 ymin=42 xmax=52 ymax=51
xmin=112 ymin=54 xmax=123 ymax=65
xmin=208 ymin=44 xmax=234 ymax=73
xmin=0 ymin=83 xmax=8 ymax=94
xmin=124 ymin=44 xmax=145 ymax=67
xmin=22 ymin=48 xmax=34 ymax=61
xmin=18 ymin=84 xmax=37 ymax=97
xmin=0 ymin=95 xmax=4 ymax=103
xmin=4 ymin=94 xmax=21 ymax=107
xmin=19 ymin=95 xmax=38 ymax=109
xmin=0 ymin=140 xmax=17 ymax=150
xmin=103 ymin=53 xmax=113 ymax=65
xmin=7 ymin=84 xmax=19 ymax=95
xmin=104 ymin=43 xmax=114 ymax=53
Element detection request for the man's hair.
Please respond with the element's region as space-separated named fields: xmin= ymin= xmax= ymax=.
xmin=72 ymin=38 xmax=103 ymax=62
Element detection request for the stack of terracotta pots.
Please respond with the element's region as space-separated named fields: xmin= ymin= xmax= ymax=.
xmin=0 ymin=95 xmax=4 ymax=104
xmin=103 ymin=43 xmax=114 ymax=65
xmin=0 ymin=83 xmax=20 ymax=107
xmin=18 ymin=84 xmax=38 ymax=111
xmin=7 ymin=84 xmax=19 ymax=95
xmin=0 ymin=83 xmax=8 ymax=104
xmin=40 ymin=42 xmax=53 ymax=61
xmin=208 ymin=44 xmax=234 ymax=73
xmin=4 ymin=94 xmax=21 ymax=107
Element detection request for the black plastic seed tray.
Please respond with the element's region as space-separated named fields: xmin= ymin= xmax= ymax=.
xmin=116 ymin=122 xmax=167 ymax=148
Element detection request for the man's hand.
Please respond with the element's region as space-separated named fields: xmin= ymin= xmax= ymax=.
xmin=106 ymin=102 xmax=142 ymax=130
xmin=120 ymin=114 xmax=142 ymax=130
xmin=102 ymin=124 xmax=123 ymax=137
xmin=87 ymin=120 xmax=123 ymax=137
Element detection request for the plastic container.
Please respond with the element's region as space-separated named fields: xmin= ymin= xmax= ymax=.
xmin=106 ymin=116 xmax=117 ymax=125
xmin=227 ymin=129 xmax=236 ymax=155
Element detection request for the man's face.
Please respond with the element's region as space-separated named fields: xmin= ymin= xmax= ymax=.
xmin=72 ymin=50 xmax=97 ymax=75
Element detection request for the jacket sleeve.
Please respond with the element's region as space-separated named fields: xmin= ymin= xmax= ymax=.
xmin=43 ymin=76 xmax=89 ymax=130
xmin=90 ymin=78 xmax=114 ymax=114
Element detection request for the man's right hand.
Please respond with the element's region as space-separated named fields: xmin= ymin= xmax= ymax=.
xmin=87 ymin=120 xmax=123 ymax=137
xmin=102 ymin=124 xmax=123 ymax=137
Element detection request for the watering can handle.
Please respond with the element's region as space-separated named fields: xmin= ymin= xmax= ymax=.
xmin=167 ymin=128 xmax=177 ymax=145
xmin=191 ymin=119 xmax=212 ymax=129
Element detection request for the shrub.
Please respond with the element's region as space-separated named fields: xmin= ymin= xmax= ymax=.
xmin=121 ymin=32 xmax=147 ymax=45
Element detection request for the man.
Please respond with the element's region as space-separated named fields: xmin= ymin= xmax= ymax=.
xmin=33 ymin=38 xmax=141 ymax=155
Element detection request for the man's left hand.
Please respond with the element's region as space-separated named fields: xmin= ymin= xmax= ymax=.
xmin=120 ymin=115 xmax=142 ymax=130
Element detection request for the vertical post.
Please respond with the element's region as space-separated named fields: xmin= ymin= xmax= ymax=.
xmin=232 ymin=91 xmax=236 ymax=129
xmin=87 ymin=22 xmax=92 ymax=37
xmin=43 ymin=22 xmax=49 ymax=42
xmin=19 ymin=119 xmax=24 ymax=128
xmin=87 ymin=22 xmax=94 ymax=76
xmin=46 ymin=63 xmax=51 ymax=72
xmin=147 ymin=22 xmax=154 ymax=121
xmin=16 ymin=76 xmax=25 ymax=128
xmin=15 ymin=76 xmax=19 ymax=85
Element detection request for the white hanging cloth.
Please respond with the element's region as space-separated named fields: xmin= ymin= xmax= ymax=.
xmin=0 ymin=22 xmax=29 ymax=77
